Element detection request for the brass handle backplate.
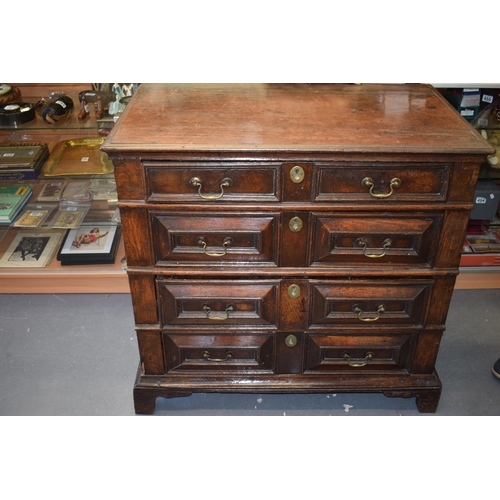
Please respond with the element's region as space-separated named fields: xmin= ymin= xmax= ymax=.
xmin=189 ymin=176 xmax=233 ymax=200
xmin=203 ymin=351 xmax=233 ymax=362
xmin=362 ymin=177 xmax=401 ymax=198
xmin=343 ymin=351 xmax=374 ymax=367
xmin=197 ymin=237 xmax=234 ymax=257
xmin=352 ymin=304 xmax=385 ymax=322
xmin=203 ymin=304 xmax=234 ymax=321
xmin=356 ymin=238 xmax=392 ymax=258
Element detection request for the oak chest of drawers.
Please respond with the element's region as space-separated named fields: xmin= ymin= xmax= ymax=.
xmin=102 ymin=83 xmax=493 ymax=414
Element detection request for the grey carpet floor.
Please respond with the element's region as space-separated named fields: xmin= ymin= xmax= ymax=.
xmin=0 ymin=289 xmax=499 ymax=416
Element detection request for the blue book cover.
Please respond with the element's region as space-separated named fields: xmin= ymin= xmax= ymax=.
xmin=0 ymin=185 xmax=32 ymax=223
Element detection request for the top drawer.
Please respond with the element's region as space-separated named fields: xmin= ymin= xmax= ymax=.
xmin=144 ymin=162 xmax=281 ymax=203
xmin=315 ymin=163 xmax=451 ymax=203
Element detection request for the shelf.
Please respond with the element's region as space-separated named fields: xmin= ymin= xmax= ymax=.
xmin=455 ymin=266 xmax=500 ymax=289
xmin=0 ymin=234 xmax=129 ymax=293
xmin=0 ymin=83 xmax=127 ymax=295
xmin=0 ymin=84 xmax=114 ymax=147
xmin=1 ymin=84 xmax=499 ymax=293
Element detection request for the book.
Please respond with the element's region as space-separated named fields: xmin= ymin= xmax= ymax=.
xmin=0 ymin=229 xmax=66 ymax=267
xmin=0 ymin=185 xmax=32 ymax=224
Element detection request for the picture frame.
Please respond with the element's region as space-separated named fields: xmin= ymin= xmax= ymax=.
xmin=0 ymin=229 xmax=66 ymax=267
xmin=56 ymin=225 xmax=121 ymax=265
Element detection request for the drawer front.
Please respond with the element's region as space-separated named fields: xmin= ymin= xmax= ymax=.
xmin=309 ymin=279 xmax=433 ymax=329
xmin=311 ymin=213 xmax=443 ymax=267
xmin=151 ymin=212 xmax=279 ymax=266
xmin=145 ymin=162 xmax=281 ymax=202
xmin=157 ymin=279 xmax=279 ymax=329
xmin=164 ymin=333 xmax=274 ymax=373
xmin=305 ymin=333 xmax=415 ymax=372
xmin=315 ymin=163 xmax=450 ymax=202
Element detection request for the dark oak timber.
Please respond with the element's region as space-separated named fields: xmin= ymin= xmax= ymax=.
xmin=102 ymin=84 xmax=493 ymax=414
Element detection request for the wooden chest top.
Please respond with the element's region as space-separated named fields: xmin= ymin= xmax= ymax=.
xmin=102 ymin=83 xmax=492 ymax=156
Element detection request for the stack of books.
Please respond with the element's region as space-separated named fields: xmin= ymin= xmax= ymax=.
xmin=0 ymin=184 xmax=32 ymax=225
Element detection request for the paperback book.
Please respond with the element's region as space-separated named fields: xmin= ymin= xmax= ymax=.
xmin=0 ymin=185 xmax=32 ymax=225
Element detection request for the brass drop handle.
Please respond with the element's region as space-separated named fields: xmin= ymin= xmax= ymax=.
xmin=203 ymin=351 xmax=233 ymax=362
xmin=362 ymin=177 xmax=401 ymax=198
xmin=189 ymin=176 xmax=233 ymax=200
xmin=356 ymin=238 xmax=392 ymax=258
xmin=197 ymin=237 xmax=234 ymax=257
xmin=343 ymin=351 xmax=374 ymax=367
xmin=352 ymin=304 xmax=385 ymax=322
xmin=203 ymin=304 xmax=234 ymax=321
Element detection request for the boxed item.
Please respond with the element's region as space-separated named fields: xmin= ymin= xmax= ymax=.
xmin=441 ymin=88 xmax=481 ymax=121
xmin=460 ymin=88 xmax=481 ymax=108
xmin=460 ymin=232 xmax=500 ymax=266
xmin=0 ymin=143 xmax=49 ymax=180
xmin=458 ymin=107 xmax=478 ymax=120
xmin=469 ymin=178 xmax=500 ymax=220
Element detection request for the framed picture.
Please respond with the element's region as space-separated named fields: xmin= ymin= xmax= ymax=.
xmin=0 ymin=229 xmax=66 ymax=267
xmin=56 ymin=225 xmax=121 ymax=265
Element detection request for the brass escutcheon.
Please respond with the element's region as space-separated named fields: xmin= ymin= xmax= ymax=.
xmin=290 ymin=165 xmax=305 ymax=184
xmin=289 ymin=216 xmax=303 ymax=232
xmin=285 ymin=334 xmax=298 ymax=347
xmin=288 ymin=284 xmax=301 ymax=299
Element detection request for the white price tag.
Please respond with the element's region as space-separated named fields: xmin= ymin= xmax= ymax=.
xmin=81 ymin=157 xmax=89 ymax=162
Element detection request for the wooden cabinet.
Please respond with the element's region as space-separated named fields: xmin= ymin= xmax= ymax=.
xmin=102 ymin=83 xmax=493 ymax=414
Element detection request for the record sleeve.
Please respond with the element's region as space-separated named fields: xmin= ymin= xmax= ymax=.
xmin=0 ymin=229 xmax=66 ymax=267
xmin=56 ymin=225 xmax=121 ymax=265
xmin=49 ymin=208 xmax=87 ymax=229
xmin=13 ymin=203 xmax=57 ymax=228
xmin=36 ymin=181 xmax=67 ymax=202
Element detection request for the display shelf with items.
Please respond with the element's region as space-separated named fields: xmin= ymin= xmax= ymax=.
xmin=0 ymin=84 xmax=133 ymax=294
xmin=0 ymin=177 xmax=128 ymax=293
xmin=438 ymin=86 xmax=500 ymax=289
xmin=1 ymin=83 xmax=498 ymax=294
